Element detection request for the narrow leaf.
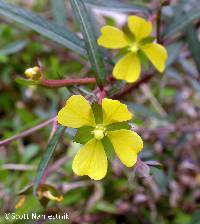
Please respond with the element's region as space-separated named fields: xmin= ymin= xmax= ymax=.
xmin=165 ymin=6 xmax=200 ymax=37
xmin=85 ymin=0 xmax=148 ymax=13
xmin=71 ymin=0 xmax=106 ymax=85
xmin=15 ymin=78 xmax=39 ymax=86
xmin=185 ymin=24 xmax=200 ymax=73
xmin=50 ymin=0 xmax=67 ymax=26
xmin=0 ymin=0 xmax=86 ymax=55
xmin=0 ymin=40 xmax=28 ymax=56
xmin=166 ymin=42 xmax=182 ymax=67
xmin=33 ymin=126 xmax=64 ymax=196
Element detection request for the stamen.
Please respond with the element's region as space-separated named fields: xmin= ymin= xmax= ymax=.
xmin=129 ymin=43 xmax=139 ymax=53
xmin=92 ymin=124 xmax=106 ymax=140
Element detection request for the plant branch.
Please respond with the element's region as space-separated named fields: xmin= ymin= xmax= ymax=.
xmin=134 ymin=122 xmax=200 ymax=136
xmin=156 ymin=6 xmax=162 ymax=43
xmin=113 ymin=74 xmax=154 ymax=99
xmin=40 ymin=77 xmax=96 ymax=88
xmin=156 ymin=0 xmax=170 ymax=43
xmin=0 ymin=117 xmax=56 ymax=147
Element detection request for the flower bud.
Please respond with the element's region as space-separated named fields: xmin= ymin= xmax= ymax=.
xmin=24 ymin=66 xmax=42 ymax=81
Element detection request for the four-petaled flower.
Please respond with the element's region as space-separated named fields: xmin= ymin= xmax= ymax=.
xmin=98 ymin=15 xmax=168 ymax=83
xmin=57 ymin=95 xmax=143 ymax=180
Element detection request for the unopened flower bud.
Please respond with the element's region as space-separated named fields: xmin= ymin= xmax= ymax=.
xmin=24 ymin=66 xmax=42 ymax=80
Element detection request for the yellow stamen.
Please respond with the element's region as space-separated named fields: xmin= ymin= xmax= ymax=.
xmin=92 ymin=124 xmax=106 ymax=140
xmin=129 ymin=43 xmax=139 ymax=53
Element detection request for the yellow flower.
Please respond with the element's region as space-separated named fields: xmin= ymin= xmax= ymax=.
xmin=57 ymin=95 xmax=143 ymax=180
xmin=97 ymin=15 xmax=168 ymax=83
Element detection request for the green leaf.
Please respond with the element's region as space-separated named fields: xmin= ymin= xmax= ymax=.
xmin=150 ymin=167 xmax=168 ymax=193
xmin=18 ymin=184 xmax=33 ymax=196
xmin=0 ymin=40 xmax=28 ymax=56
xmin=91 ymin=102 xmax=103 ymax=124
xmin=166 ymin=42 xmax=182 ymax=67
xmin=50 ymin=0 xmax=67 ymax=26
xmin=164 ymin=6 xmax=200 ymax=37
xmin=190 ymin=210 xmax=200 ymax=224
xmin=74 ymin=126 xmax=94 ymax=144
xmin=15 ymin=78 xmax=39 ymax=86
xmin=174 ymin=212 xmax=191 ymax=224
xmin=33 ymin=126 xmax=64 ymax=196
xmin=0 ymin=0 xmax=86 ymax=56
xmin=106 ymin=122 xmax=131 ymax=131
xmin=101 ymin=136 xmax=114 ymax=161
xmin=70 ymin=0 xmax=106 ymax=85
xmin=185 ymin=24 xmax=200 ymax=73
xmin=85 ymin=0 xmax=149 ymax=13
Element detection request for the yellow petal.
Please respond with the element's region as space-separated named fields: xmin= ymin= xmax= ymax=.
xmin=57 ymin=95 xmax=95 ymax=128
xmin=113 ymin=53 xmax=141 ymax=83
xmin=107 ymin=130 xmax=143 ymax=167
xmin=128 ymin=15 xmax=152 ymax=41
xmin=97 ymin=25 xmax=129 ymax=49
xmin=102 ymin=98 xmax=132 ymax=126
xmin=72 ymin=139 xmax=107 ymax=180
xmin=141 ymin=43 xmax=168 ymax=72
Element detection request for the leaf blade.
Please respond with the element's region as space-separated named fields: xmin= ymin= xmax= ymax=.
xmin=50 ymin=0 xmax=67 ymax=26
xmin=185 ymin=24 xmax=200 ymax=73
xmin=0 ymin=0 xmax=86 ymax=55
xmin=15 ymin=78 xmax=39 ymax=86
xmin=0 ymin=40 xmax=28 ymax=56
xmin=85 ymin=0 xmax=148 ymax=13
xmin=33 ymin=126 xmax=64 ymax=196
xmin=71 ymin=0 xmax=106 ymax=85
xmin=164 ymin=6 xmax=200 ymax=37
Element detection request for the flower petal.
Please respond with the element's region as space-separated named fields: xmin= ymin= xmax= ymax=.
xmin=107 ymin=130 xmax=143 ymax=167
xmin=97 ymin=25 xmax=129 ymax=49
xmin=72 ymin=139 xmax=107 ymax=180
xmin=113 ymin=53 xmax=141 ymax=83
xmin=102 ymin=98 xmax=132 ymax=126
xmin=128 ymin=15 xmax=152 ymax=41
xmin=57 ymin=95 xmax=95 ymax=128
xmin=141 ymin=43 xmax=168 ymax=72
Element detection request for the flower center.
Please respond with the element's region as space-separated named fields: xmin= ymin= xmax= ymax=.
xmin=129 ymin=43 xmax=139 ymax=53
xmin=92 ymin=124 xmax=106 ymax=140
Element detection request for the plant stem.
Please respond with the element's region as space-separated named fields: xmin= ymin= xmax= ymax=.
xmin=113 ymin=74 xmax=154 ymax=99
xmin=0 ymin=117 xmax=56 ymax=147
xmin=41 ymin=77 xmax=96 ymax=88
xmin=156 ymin=0 xmax=170 ymax=43
xmin=156 ymin=6 xmax=161 ymax=43
xmin=98 ymin=86 xmax=106 ymax=104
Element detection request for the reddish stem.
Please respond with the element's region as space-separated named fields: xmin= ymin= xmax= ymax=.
xmin=98 ymin=87 xmax=106 ymax=104
xmin=113 ymin=74 xmax=154 ymax=99
xmin=41 ymin=77 xmax=96 ymax=88
xmin=0 ymin=117 xmax=56 ymax=147
xmin=148 ymin=14 xmax=156 ymax=23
